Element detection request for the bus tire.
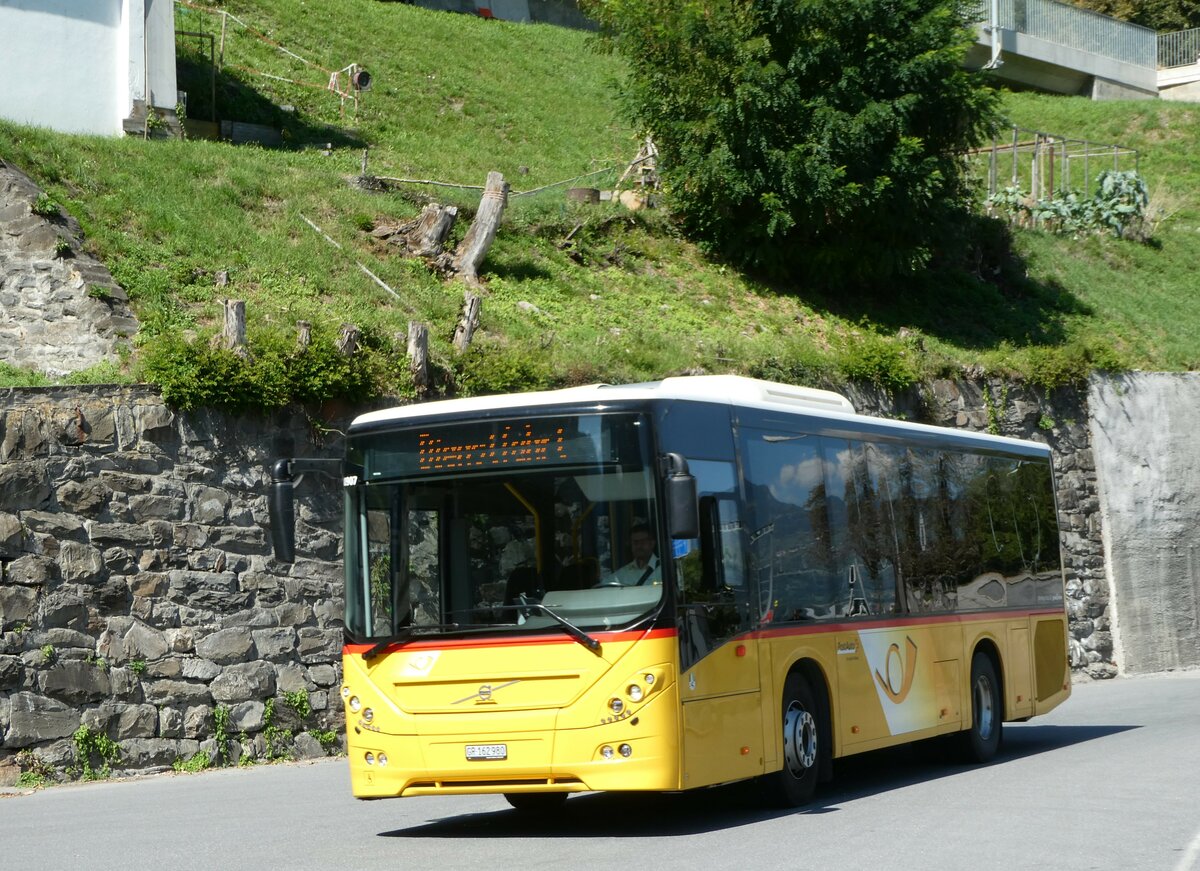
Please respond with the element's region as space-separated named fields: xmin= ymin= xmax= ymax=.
xmin=504 ymin=792 xmax=567 ymax=813
xmin=958 ymin=651 xmax=1002 ymax=763
xmin=768 ymin=672 xmax=822 ymax=807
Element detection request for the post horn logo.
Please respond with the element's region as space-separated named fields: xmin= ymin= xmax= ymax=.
xmin=874 ymin=636 xmax=918 ymax=704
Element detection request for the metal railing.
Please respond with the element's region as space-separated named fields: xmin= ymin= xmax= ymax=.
xmin=1159 ymin=27 xmax=1200 ymax=68
xmin=969 ymin=126 xmax=1139 ymax=201
xmin=974 ymin=0 xmax=1156 ymax=68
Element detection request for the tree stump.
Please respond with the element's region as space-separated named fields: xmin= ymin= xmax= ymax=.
xmin=453 ymin=171 xmax=508 ymax=282
xmin=337 ymin=324 xmax=360 ymax=356
xmin=407 ymin=321 xmax=429 ymax=391
xmin=452 ymin=293 xmax=481 ymax=353
xmin=221 ymin=299 xmax=247 ymax=356
xmin=407 ymin=203 xmax=458 ymax=258
xmin=296 ymin=321 xmax=312 ymax=349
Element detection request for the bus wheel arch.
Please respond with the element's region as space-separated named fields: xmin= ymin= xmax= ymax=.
xmin=959 ymin=643 xmax=1003 ymax=763
xmin=767 ymin=660 xmax=832 ymax=806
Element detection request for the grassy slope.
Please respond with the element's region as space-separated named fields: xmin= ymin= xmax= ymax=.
xmin=1 ymin=0 xmax=1198 ymax=397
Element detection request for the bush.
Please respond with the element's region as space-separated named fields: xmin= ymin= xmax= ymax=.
xmin=136 ymin=324 xmax=395 ymax=412
xmin=451 ymin=341 xmax=553 ymax=397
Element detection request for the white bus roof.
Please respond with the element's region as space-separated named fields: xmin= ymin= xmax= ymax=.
xmin=351 ymin=375 xmax=1049 ymax=455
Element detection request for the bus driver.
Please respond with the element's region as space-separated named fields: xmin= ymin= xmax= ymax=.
xmin=605 ymin=523 xmax=662 ymax=586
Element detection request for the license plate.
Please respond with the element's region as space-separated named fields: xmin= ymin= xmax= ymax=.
xmin=465 ymin=743 xmax=507 ymax=761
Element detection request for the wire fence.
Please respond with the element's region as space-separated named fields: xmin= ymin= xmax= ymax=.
xmin=968 ymin=126 xmax=1139 ymax=201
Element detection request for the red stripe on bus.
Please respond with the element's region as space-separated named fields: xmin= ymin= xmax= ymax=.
xmin=344 ymin=626 xmax=678 ymax=655
xmin=749 ymin=607 xmax=1066 ymax=640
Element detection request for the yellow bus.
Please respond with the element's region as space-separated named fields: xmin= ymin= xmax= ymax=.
xmin=269 ymin=375 xmax=1070 ymax=810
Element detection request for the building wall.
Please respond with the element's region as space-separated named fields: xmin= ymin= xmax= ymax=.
xmin=0 ymin=0 xmax=176 ymax=137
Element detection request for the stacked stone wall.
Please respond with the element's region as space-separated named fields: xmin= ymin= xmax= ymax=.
xmin=0 ymin=386 xmax=346 ymax=783
xmin=0 ymin=378 xmax=1116 ymax=781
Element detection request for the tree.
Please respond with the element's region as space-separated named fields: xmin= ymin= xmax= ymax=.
xmin=585 ymin=0 xmax=1000 ymax=285
xmin=1072 ymin=0 xmax=1200 ymax=32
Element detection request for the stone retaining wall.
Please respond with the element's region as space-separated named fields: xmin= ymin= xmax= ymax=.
xmin=0 ymin=387 xmax=345 ymax=783
xmin=0 ymin=378 xmax=1113 ymax=781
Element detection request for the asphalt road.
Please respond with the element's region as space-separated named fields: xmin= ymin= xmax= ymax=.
xmin=3 ymin=670 xmax=1199 ymax=871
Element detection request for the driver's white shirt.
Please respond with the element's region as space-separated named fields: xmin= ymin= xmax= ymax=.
xmin=609 ymin=557 xmax=661 ymax=586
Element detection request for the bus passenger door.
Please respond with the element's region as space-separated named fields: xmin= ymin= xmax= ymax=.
xmin=676 ymin=464 xmax=763 ymax=789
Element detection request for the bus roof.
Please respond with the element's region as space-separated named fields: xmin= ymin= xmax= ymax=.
xmin=350 ymin=375 xmax=1050 ymax=456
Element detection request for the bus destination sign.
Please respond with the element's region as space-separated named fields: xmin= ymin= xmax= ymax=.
xmin=417 ymin=421 xmax=568 ymax=472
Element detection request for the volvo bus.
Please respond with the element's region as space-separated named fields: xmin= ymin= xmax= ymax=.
xmin=269 ymin=375 xmax=1071 ymax=810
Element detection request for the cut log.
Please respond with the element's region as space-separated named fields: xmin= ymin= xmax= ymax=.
xmin=407 ymin=321 xmax=429 ymax=390
xmin=296 ymin=320 xmax=312 ymax=349
xmin=452 ymin=292 xmax=481 ymax=353
xmin=452 ymin=171 xmax=508 ymax=282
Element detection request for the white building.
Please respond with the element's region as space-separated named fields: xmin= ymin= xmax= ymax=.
xmin=0 ymin=0 xmax=178 ymax=137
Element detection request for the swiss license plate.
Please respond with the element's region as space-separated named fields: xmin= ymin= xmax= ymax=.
xmin=465 ymin=743 xmax=507 ymax=761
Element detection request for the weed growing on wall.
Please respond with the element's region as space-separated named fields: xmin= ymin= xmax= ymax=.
xmin=72 ymin=725 xmax=120 ymax=780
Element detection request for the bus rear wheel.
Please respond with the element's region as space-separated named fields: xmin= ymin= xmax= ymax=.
xmin=768 ymin=673 xmax=822 ymax=807
xmin=504 ymin=792 xmax=568 ymax=813
xmin=958 ymin=651 xmax=1002 ymax=763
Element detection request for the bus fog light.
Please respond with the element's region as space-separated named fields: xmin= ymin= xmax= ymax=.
xmin=378 ymin=753 xmax=388 ymax=767
xmin=601 ymin=745 xmax=614 ymax=759
xmin=627 ymin=684 xmax=644 ymax=702
xmin=619 ymin=744 xmax=633 ymax=758
xmin=349 ymin=696 xmax=362 ymax=713
xmin=362 ymin=707 xmax=374 ymax=722
xmin=365 ymin=752 xmax=375 ymax=765
xmin=609 ymin=698 xmax=624 ymax=715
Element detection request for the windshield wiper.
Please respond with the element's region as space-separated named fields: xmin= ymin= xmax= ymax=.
xmin=493 ymin=603 xmax=603 ymax=656
xmin=361 ymin=624 xmax=461 ymax=660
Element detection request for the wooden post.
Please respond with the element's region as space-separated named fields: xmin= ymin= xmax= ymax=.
xmin=337 ymin=324 xmax=360 ymax=356
xmin=452 ymin=293 xmax=481 ymax=353
xmin=407 ymin=321 xmax=429 ymax=391
xmin=453 ymin=171 xmax=508 ymax=282
xmin=407 ymin=203 xmax=458 ymax=257
xmin=296 ymin=321 xmax=312 ymax=349
xmin=221 ymin=299 xmax=247 ymax=356
xmin=360 ymin=149 xmax=369 ymax=177
xmin=219 ymin=12 xmax=228 ymax=70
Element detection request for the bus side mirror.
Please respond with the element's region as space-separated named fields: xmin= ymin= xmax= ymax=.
xmin=267 ymin=457 xmax=343 ymax=564
xmin=269 ymin=459 xmax=297 ymax=563
xmin=664 ymin=452 xmax=699 ymax=540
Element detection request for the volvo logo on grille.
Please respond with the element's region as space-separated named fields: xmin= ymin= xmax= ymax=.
xmin=453 ymin=679 xmax=520 ymax=705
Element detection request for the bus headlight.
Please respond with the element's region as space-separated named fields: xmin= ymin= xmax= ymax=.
xmin=601 ymin=745 xmax=614 ymax=759
xmin=349 ymin=696 xmax=362 ymax=713
xmin=341 ymin=685 xmax=351 ymax=699
xmin=619 ymin=744 xmax=633 ymax=758
xmin=627 ymin=684 xmax=644 ymax=702
xmin=609 ymin=698 xmax=624 ymax=715
xmin=378 ymin=753 xmax=388 ymax=767
xmin=365 ymin=752 xmax=375 ymax=765
xmin=362 ymin=707 xmax=374 ymax=723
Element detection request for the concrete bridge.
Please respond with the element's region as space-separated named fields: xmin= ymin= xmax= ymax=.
xmin=967 ymin=0 xmax=1158 ymax=98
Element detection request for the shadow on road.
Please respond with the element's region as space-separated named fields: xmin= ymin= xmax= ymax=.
xmin=378 ymin=723 xmax=1136 ymax=840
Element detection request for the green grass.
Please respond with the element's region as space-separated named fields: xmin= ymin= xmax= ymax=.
xmin=1 ymin=2 xmax=1198 ymax=404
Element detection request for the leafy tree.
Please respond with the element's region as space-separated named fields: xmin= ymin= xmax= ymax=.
xmin=585 ymin=0 xmax=1000 ymax=285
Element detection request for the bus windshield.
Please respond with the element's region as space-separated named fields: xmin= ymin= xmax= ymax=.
xmin=343 ymin=412 xmax=666 ymax=641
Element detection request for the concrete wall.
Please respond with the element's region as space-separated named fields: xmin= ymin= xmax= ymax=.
xmin=1089 ymin=373 xmax=1200 ymax=675
xmin=0 ymin=0 xmax=177 ymax=136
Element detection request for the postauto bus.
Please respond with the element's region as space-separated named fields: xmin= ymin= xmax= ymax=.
xmin=269 ymin=376 xmax=1071 ymax=811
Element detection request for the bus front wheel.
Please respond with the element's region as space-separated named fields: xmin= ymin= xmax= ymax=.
xmin=768 ymin=672 xmax=822 ymax=807
xmin=958 ymin=652 xmax=1002 ymax=763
